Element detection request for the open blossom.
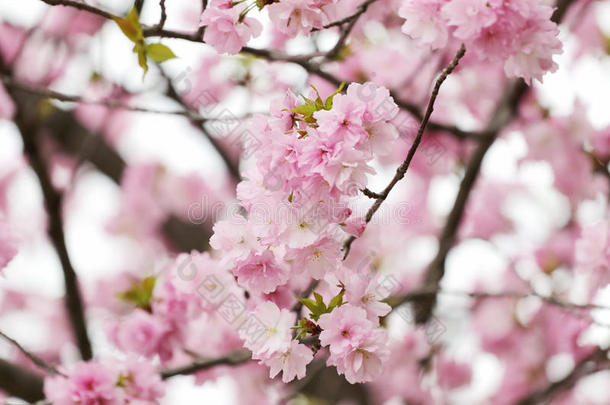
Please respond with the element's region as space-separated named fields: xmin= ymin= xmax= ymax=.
xmin=441 ymin=0 xmax=497 ymax=39
xmin=399 ymin=0 xmax=449 ymax=50
xmin=44 ymin=362 xmax=123 ymax=405
xmin=264 ymin=340 xmax=314 ymax=383
xmin=240 ymin=301 xmax=294 ymax=359
xmin=119 ymin=360 xmax=165 ymax=403
xmin=318 ymin=305 xmax=390 ymax=383
xmin=284 ymin=236 xmax=342 ymax=279
xmin=200 ymin=1 xmax=262 ymax=54
xmin=234 ymin=250 xmax=290 ymax=295
xmin=267 ymin=0 xmax=330 ymax=36
xmin=44 ymin=360 xmax=164 ymax=405
xmin=328 ymin=328 xmax=390 ymax=384
xmin=343 ymin=274 xmax=392 ymax=322
xmin=108 ymin=309 xmax=170 ymax=359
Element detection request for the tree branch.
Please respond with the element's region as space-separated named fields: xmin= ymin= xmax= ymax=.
xmin=160 ymin=349 xmax=251 ymax=379
xmin=0 ymin=330 xmax=64 ymax=376
xmin=411 ymin=0 xmax=579 ymax=326
xmin=325 ymin=0 xmax=378 ymax=59
xmin=0 ymin=359 xmax=45 ymax=402
xmin=343 ymin=44 xmax=467 ymax=259
xmin=34 ymin=0 xmax=481 ymax=141
xmin=11 ymin=87 xmax=94 ymax=361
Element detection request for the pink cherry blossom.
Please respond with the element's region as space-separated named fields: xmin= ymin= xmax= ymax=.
xmin=44 ymin=362 xmax=123 ymax=405
xmin=264 ymin=340 xmax=314 ymax=382
xmin=240 ymin=301 xmax=294 ymax=359
xmin=328 ymin=328 xmax=389 ymax=384
xmin=233 ymin=250 xmax=290 ymax=295
xmin=200 ymin=2 xmax=262 ymax=54
xmin=399 ymin=0 xmax=449 ymax=50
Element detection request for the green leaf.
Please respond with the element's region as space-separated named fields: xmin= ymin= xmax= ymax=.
xmin=328 ymin=290 xmax=344 ymax=311
xmin=113 ymin=6 xmax=142 ymax=43
xmin=146 ymin=43 xmax=177 ymax=63
xmin=313 ymin=292 xmax=326 ymax=309
xmin=117 ymin=276 xmax=156 ymax=310
xmin=290 ymin=103 xmax=318 ymax=118
xmin=324 ymin=81 xmax=346 ymax=110
xmin=299 ymin=298 xmax=319 ymax=315
xmin=138 ymin=51 xmax=148 ymax=74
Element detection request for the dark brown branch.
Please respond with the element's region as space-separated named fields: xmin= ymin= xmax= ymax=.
xmin=323 ymin=0 xmax=379 ymax=29
xmin=391 ymin=286 xmax=610 ymax=313
xmin=413 ymin=80 xmax=528 ymax=324
xmin=0 ymin=331 xmax=64 ymax=376
xmin=0 ymin=359 xmax=45 ymax=402
xmin=0 ymin=74 xmax=198 ymax=119
xmin=343 ymin=44 xmax=467 ymax=259
xmin=159 ymin=68 xmax=242 ymax=182
xmin=325 ymin=0 xmax=378 ymax=59
xmin=11 ymin=89 xmax=93 ymax=361
xmin=412 ymin=0 xmax=578 ymax=325
xmin=161 ymin=349 xmax=251 ymax=379
xmin=1 ymin=65 xmax=213 ymax=252
xmin=158 ymin=0 xmax=167 ymax=29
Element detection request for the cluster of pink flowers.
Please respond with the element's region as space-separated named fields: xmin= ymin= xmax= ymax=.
xmin=199 ymin=0 xmax=341 ymax=53
xmin=44 ymin=359 xmax=164 ymax=405
xmin=318 ymin=304 xmax=389 ymax=383
xmin=213 ymin=82 xmax=398 ymax=297
xmin=200 ymin=0 xmax=263 ymax=54
xmin=204 ymin=82 xmax=397 ymax=383
xmin=398 ymin=0 xmax=562 ymax=82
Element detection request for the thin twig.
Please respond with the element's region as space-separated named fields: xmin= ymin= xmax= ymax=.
xmin=392 ymin=287 xmax=610 ymax=313
xmin=0 ymin=74 xmax=249 ymax=122
xmin=160 ymin=349 xmax=251 ymax=379
xmin=158 ymin=67 xmax=242 ymax=182
xmin=410 ymin=0 xmax=578 ymax=327
xmin=0 ymin=330 xmax=65 ymax=376
xmin=34 ymin=0 xmax=481 ymax=141
xmin=325 ymin=0 xmax=378 ymax=59
xmin=158 ymin=0 xmax=167 ymax=29
xmin=323 ymin=0 xmax=379 ymax=29
xmin=1 ymin=63 xmax=93 ymax=360
xmin=342 ymin=45 xmax=467 ymax=259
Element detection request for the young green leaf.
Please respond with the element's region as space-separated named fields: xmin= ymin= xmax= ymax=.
xmin=146 ymin=43 xmax=177 ymax=63
xmin=328 ymin=289 xmax=344 ymax=311
xmin=117 ymin=276 xmax=157 ymax=310
xmin=299 ymin=297 xmax=319 ymax=315
xmin=324 ymin=81 xmax=346 ymax=110
xmin=113 ymin=6 xmax=142 ymax=43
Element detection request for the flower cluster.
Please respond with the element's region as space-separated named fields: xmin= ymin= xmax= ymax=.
xmin=205 ymin=82 xmax=397 ymax=383
xmin=213 ymin=82 xmax=398 ymax=297
xmin=44 ymin=359 xmax=164 ymax=405
xmin=398 ymin=0 xmax=562 ymax=82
